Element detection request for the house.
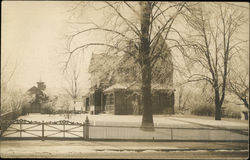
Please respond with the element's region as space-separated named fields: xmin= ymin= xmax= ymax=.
xmin=26 ymin=80 xmax=49 ymax=113
xmin=84 ymin=36 xmax=175 ymax=115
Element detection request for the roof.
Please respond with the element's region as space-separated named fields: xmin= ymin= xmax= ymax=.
xmin=88 ymin=53 xmax=121 ymax=73
xmin=104 ymin=83 xmax=175 ymax=92
xmin=104 ymin=83 xmax=130 ymax=92
xmin=27 ymin=86 xmax=43 ymax=95
xmin=88 ymin=34 xmax=174 ymax=89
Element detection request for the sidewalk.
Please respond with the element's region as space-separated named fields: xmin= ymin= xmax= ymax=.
xmin=0 ymin=140 xmax=248 ymax=158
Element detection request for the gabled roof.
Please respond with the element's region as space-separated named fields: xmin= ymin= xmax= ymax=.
xmin=88 ymin=34 xmax=174 ymax=90
xmin=88 ymin=53 xmax=121 ymax=73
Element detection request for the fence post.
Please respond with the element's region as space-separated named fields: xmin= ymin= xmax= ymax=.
xmin=83 ymin=121 xmax=85 ymax=140
xmin=85 ymin=116 xmax=90 ymax=140
xmin=63 ymin=123 xmax=65 ymax=138
xmin=171 ymin=128 xmax=173 ymax=140
xmin=207 ymin=129 xmax=210 ymax=140
xmin=20 ymin=122 xmax=22 ymax=138
xmin=42 ymin=121 xmax=44 ymax=141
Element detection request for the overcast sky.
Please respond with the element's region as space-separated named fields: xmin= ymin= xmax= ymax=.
xmin=2 ymin=1 xmax=92 ymax=92
xmin=1 ymin=1 xmax=249 ymax=94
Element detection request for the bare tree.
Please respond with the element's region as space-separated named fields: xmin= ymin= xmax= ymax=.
xmin=181 ymin=3 xmax=247 ymax=120
xmin=62 ymin=52 xmax=84 ymax=113
xmin=177 ymin=86 xmax=192 ymax=114
xmin=1 ymin=56 xmax=19 ymax=116
xmin=9 ymin=90 xmax=27 ymax=119
xmin=65 ymin=2 xmax=188 ymax=129
xmin=228 ymin=69 xmax=249 ymax=109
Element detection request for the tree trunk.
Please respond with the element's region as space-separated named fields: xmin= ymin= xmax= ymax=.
xmin=214 ymin=89 xmax=221 ymax=120
xmin=139 ymin=2 xmax=154 ymax=130
xmin=141 ymin=64 xmax=154 ymax=130
xmin=242 ymin=98 xmax=249 ymax=109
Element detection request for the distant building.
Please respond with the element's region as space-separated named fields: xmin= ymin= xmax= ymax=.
xmin=83 ymin=36 xmax=175 ymax=115
xmin=26 ymin=80 xmax=49 ymax=113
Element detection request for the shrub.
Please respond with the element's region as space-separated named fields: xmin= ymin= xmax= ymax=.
xmin=163 ymin=107 xmax=174 ymax=115
xmin=41 ymin=104 xmax=54 ymax=114
xmin=223 ymin=106 xmax=241 ymax=119
xmin=55 ymin=109 xmax=65 ymax=114
xmin=191 ymin=103 xmax=215 ymax=116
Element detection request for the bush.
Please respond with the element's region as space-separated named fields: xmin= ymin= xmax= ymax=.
xmin=55 ymin=109 xmax=65 ymax=114
xmin=163 ymin=107 xmax=174 ymax=115
xmin=223 ymin=107 xmax=241 ymax=119
xmin=41 ymin=105 xmax=54 ymax=114
xmin=191 ymin=103 xmax=215 ymax=116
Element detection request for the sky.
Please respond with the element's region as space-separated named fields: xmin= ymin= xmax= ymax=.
xmin=2 ymin=1 xmax=92 ymax=92
xmin=1 ymin=1 xmax=249 ymax=95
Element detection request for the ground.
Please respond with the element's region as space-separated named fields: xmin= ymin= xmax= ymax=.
xmin=0 ymin=141 xmax=248 ymax=159
xmin=17 ymin=113 xmax=249 ymax=129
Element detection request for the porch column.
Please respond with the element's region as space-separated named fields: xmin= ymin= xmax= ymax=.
xmin=100 ymin=93 xmax=103 ymax=112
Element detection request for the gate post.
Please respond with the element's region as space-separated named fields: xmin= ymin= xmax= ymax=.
xmin=42 ymin=121 xmax=44 ymax=141
xmin=85 ymin=116 xmax=90 ymax=140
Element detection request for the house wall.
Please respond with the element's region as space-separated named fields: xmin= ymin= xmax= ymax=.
xmin=152 ymin=92 xmax=175 ymax=114
xmin=89 ymin=90 xmax=102 ymax=114
xmin=98 ymin=87 xmax=175 ymax=115
xmin=104 ymin=90 xmax=174 ymax=115
xmin=91 ymin=88 xmax=175 ymax=115
xmin=104 ymin=92 xmax=115 ymax=114
xmin=114 ymin=90 xmax=130 ymax=115
xmin=30 ymin=102 xmax=41 ymax=113
xmin=82 ymin=96 xmax=90 ymax=111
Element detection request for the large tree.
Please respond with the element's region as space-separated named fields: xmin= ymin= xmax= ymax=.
xmin=65 ymin=2 xmax=187 ymax=129
xmin=181 ymin=3 xmax=247 ymax=120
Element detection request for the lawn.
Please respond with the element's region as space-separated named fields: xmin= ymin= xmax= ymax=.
xmin=17 ymin=113 xmax=248 ymax=129
xmin=2 ymin=113 xmax=248 ymax=141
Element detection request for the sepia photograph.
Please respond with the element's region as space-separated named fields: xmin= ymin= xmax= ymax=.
xmin=0 ymin=1 xmax=249 ymax=159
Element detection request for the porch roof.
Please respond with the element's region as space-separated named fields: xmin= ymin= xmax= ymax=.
xmin=103 ymin=83 xmax=175 ymax=92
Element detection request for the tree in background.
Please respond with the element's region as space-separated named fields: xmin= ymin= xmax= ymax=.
xmin=180 ymin=3 xmax=247 ymax=120
xmin=62 ymin=51 xmax=85 ymax=113
xmin=227 ymin=53 xmax=249 ymax=109
xmin=0 ymin=55 xmax=23 ymax=116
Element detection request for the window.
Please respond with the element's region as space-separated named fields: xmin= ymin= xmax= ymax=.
xmin=109 ymin=94 xmax=114 ymax=105
xmin=105 ymin=93 xmax=114 ymax=105
xmin=103 ymin=95 xmax=107 ymax=105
